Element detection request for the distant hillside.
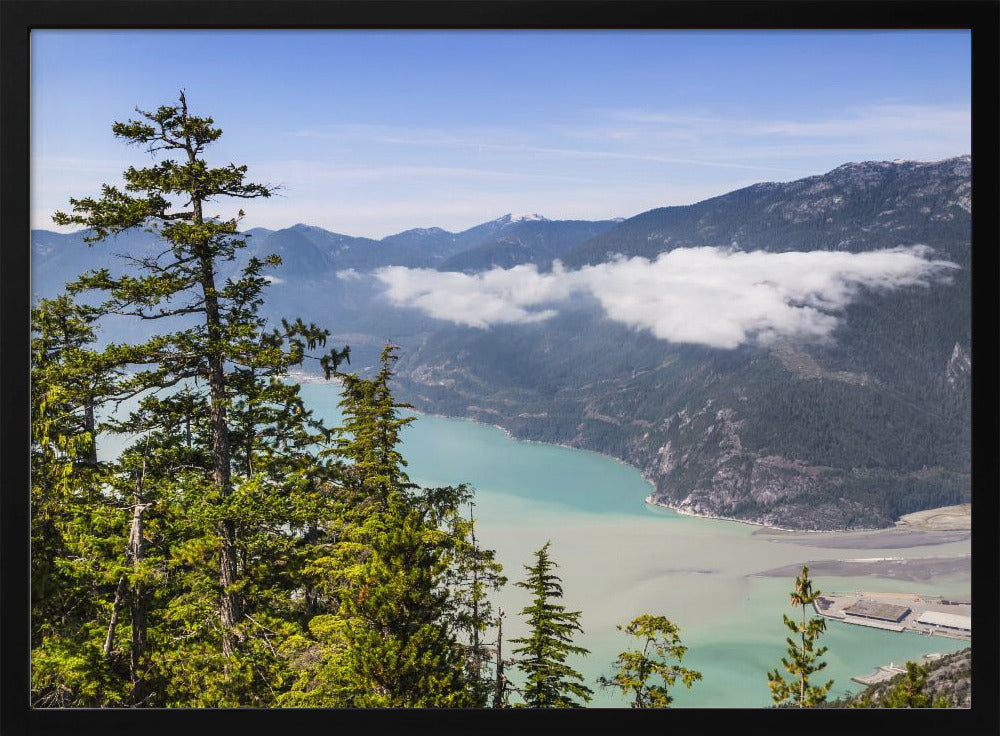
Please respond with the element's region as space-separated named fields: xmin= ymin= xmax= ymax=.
xmin=439 ymin=217 xmax=619 ymax=272
xmin=32 ymin=213 xmax=619 ymax=297
xmin=32 ymin=157 xmax=972 ymax=531
xmin=562 ymin=157 xmax=971 ymax=269
xmin=392 ymin=157 xmax=972 ymax=530
xmin=31 ymin=214 xmax=618 ymax=368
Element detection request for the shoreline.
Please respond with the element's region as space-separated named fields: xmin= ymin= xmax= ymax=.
xmin=413 ymin=407 xmax=661 ymax=492
xmin=415 ymin=409 xmax=916 ymax=536
xmin=640 ymin=495 xmax=863 ymax=534
xmin=291 ymin=374 xmax=968 ymax=538
xmin=444 ymin=414 xmax=970 ymax=539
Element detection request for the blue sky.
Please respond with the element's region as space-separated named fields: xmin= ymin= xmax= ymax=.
xmin=32 ymin=30 xmax=970 ymax=238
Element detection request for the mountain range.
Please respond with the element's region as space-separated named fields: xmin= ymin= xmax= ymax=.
xmin=31 ymin=155 xmax=972 ymax=531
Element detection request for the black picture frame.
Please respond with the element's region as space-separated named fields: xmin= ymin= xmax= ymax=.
xmin=3 ymin=2 xmax=997 ymax=734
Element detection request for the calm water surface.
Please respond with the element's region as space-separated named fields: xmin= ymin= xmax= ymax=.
xmin=296 ymin=381 xmax=971 ymax=708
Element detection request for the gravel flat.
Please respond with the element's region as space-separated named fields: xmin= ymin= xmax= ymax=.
xmin=751 ymin=504 xmax=971 ymax=549
xmin=751 ymin=555 xmax=970 ymax=582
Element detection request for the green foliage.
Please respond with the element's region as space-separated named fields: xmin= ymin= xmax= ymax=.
xmin=30 ymin=294 xmax=127 ymax=706
xmin=277 ymin=347 xmax=495 ymax=708
xmin=35 ymin=92 xmax=349 ymax=707
xmin=597 ymin=614 xmax=701 ymax=708
xmin=767 ymin=566 xmax=834 ymax=707
xmin=510 ymin=541 xmax=592 ymax=708
xmin=435 ymin=496 xmax=507 ymax=706
xmin=334 ymin=343 xmax=415 ymax=508
xmin=325 ymin=494 xmax=474 ymax=707
xmin=851 ymin=661 xmax=951 ymax=709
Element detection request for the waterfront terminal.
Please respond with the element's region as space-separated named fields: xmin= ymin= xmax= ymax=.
xmin=814 ymin=591 xmax=971 ymax=639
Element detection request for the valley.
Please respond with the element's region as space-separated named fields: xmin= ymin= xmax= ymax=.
xmin=32 ymin=156 xmax=973 ymax=533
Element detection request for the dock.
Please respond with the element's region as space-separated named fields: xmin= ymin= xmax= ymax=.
xmin=813 ymin=592 xmax=971 ymax=641
xmin=851 ymin=663 xmax=907 ymax=686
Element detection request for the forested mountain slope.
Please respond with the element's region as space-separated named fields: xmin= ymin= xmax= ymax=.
xmin=439 ymin=217 xmax=619 ymax=272
xmin=561 ymin=157 xmax=970 ymax=268
xmin=392 ymin=158 xmax=972 ymax=530
xmin=32 ymin=157 xmax=972 ymax=531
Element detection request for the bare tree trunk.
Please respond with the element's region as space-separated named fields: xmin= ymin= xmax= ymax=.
xmin=206 ymin=283 xmax=241 ymax=658
xmin=128 ymin=458 xmax=148 ymax=704
xmin=103 ymin=576 xmax=126 ymax=659
xmin=493 ymin=610 xmax=506 ymax=708
xmin=469 ymin=512 xmax=483 ymax=686
xmin=84 ymin=398 xmax=98 ymax=466
xmin=180 ymin=91 xmax=242 ymax=658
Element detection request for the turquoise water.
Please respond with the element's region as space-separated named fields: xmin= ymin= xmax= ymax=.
xmin=98 ymin=380 xmax=970 ymax=707
xmin=295 ymin=380 xmax=972 ymax=708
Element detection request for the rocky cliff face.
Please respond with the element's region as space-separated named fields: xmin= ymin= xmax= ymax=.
xmin=945 ymin=342 xmax=971 ymax=389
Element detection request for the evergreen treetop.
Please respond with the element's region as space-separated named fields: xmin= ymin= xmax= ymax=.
xmin=767 ymin=565 xmax=834 ymax=708
xmin=510 ymin=541 xmax=592 ymax=708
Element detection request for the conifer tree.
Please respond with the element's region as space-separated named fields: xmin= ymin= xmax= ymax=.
xmin=767 ymin=565 xmax=834 ymax=707
xmin=438 ymin=500 xmax=507 ymax=706
xmin=36 ymin=92 xmax=503 ymax=710
xmin=48 ymin=91 xmax=347 ymax=704
xmin=30 ymin=295 xmax=125 ymax=706
xmin=283 ymin=346 xmax=483 ymax=707
xmin=334 ymin=343 xmax=415 ymax=510
xmin=31 ymin=295 xmax=107 ymax=625
xmin=597 ymin=613 xmax=701 ymax=708
xmin=511 ymin=541 xmax=592 ymax=708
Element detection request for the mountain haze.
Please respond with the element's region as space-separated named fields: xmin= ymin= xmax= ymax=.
xmin=31 ymin=157 xmax=972 ymax=531
xmin=561 ymin=157 xmax=971 ymax=268
xmin=392 ymin=157 xmax=972 ymax=530
xmin=439 ymin=217 xmax=619 ymax=273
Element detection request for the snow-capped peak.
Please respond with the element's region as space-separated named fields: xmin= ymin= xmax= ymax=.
xmin=499 ymin=213 xmax=549 ymax=225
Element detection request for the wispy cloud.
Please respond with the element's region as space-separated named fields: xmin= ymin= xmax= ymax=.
xmin=36 ymin=103 xmax=969 ymax=236
xmin=584 ymin=103 xmax=970 ymax=164
xmin=282 ymin=122 xmax=807 ymax=175
xmin=743 ymin=103 xmax=970 ymax=139
xmin=34 ymin=156 xmax=131 ymax=175
xmin=280 ymin=101 xmax=969 ymax=188
xmin=374 ymin=246 xmax=958 ymax=349
xmin=250 ymin=159 xmax=600 ymax=187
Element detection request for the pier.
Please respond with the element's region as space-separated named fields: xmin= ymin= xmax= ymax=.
xmin=813 ymin=592 xmax=971 ymax=641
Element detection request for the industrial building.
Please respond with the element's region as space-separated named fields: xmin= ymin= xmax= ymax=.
xmin=842 ymin=598 xmax=911 ymax=623
xmin=915 ymin=610 xmax=972 ymax=633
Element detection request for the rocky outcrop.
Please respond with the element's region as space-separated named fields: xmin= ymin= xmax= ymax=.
xmin=945 ymin=342 xmax=971 ymax=389
xmin=840 ymin=648 xmax=972 ymax=708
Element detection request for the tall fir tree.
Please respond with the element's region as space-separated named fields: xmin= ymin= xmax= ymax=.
xmin=281 ymin=346 xmax=489 ymax=707
xmin=510 ymin=541 xmax=592 ymax=708
xmin=47 ymin=91 xmax=347 ymax=705
xmin=767 ymin=565 xmax=834 ymax=708
xmin=35 ymin=92 xmax=504 ymax=710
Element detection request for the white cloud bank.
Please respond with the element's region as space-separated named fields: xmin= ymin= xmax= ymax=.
xmin=374 ymin=246 xmax=958 ymax=349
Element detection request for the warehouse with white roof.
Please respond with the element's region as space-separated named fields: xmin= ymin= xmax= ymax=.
xmin=915 ymin=610 xmax=972 ymax=633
